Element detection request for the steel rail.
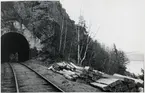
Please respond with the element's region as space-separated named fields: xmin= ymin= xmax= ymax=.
xmin=8 ymin=63 xmax=19 ymax=93
xmin=20 ymin=63 xmax=64 ymax=92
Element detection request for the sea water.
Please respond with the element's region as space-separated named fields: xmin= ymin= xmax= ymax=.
xmin=126 ymin=61 xmax=144 ymax=75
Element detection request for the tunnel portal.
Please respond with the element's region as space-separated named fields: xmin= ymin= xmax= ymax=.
xmin=1 ymin=32 xmax=29 ymax=62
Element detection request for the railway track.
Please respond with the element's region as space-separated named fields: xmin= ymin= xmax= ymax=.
xmin=1 ymin=63 xmax=17 ymax=92
xmin=1 ymin=62 xmax=64 ymax=92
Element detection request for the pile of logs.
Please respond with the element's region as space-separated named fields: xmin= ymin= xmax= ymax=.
xmin=48 ymin=62 xmax=144 ymax=92
xmin=78 ymin=68 xmax=103 ymax=84
xmin=91 ymin=74 xmax=144 ymax=92
xmin=48 ymin=62 xmax=103 ymax=82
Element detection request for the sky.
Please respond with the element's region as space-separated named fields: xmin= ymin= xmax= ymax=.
xmin=0 ymin=0 xmax=144 ymax=54
xmin=60 ymin=0 xmax=145 ymax=55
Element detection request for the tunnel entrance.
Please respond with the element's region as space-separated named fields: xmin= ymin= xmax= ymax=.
xmin=1 ymin=32 xmax=29 ymax=62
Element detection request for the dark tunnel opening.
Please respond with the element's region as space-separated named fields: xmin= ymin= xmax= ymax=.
xmin=1 ymin=32 xmax=29 ymax=62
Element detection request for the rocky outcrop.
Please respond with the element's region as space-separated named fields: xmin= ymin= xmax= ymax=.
xmin=1 ymin=1 xmax=76 ymax=58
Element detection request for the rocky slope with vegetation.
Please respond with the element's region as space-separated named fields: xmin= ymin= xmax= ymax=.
xmin=1 ymin=1 xmax=129 ymax=75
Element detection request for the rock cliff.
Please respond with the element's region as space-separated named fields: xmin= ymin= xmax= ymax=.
xmin=1 ymin=1 xmax=76 ymax=58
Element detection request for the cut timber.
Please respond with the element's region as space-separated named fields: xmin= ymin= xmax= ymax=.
xmin=112 ymin=83 xmax=129 ymax=92
xmin=113 ymin=74 xmax=143 ymax=84
xmin=95 ymin=78 xmax=122 ymax=88
xmin=128 ymin=83 xmax=135 ymax=88
xmin=69 ymin=62 xmax=84 ymax=70
xmin=90 ymin=77 xmax=124 ymax=91
xmin=102 ymin=73 xmax=124 ymax=80
xmin=90 ymin=82 xmax=110 ymax=91
xmin=124 ymin=78 xmax=135 ymax=83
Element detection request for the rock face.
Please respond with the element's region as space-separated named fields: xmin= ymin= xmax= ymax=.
xmin=1 ymin=1 xmax=76 ymax=59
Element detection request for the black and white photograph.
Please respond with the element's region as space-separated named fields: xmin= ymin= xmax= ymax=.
xmin=1 ymin=0 xmax=144 ymax=92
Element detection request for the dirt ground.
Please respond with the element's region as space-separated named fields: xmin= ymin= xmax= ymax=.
xmin=24 ymin=59 xmax=102 ymax=92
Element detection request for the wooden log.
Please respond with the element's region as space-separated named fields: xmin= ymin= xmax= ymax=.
xmin=121 ymin=85 xmax=129 ymax=92
xmin=130 ymin=88 xmax=137 ymax=92
xmin=128 ymin=83 xmax=135 ymax=88
xmin=113 ymin=73 xmax=143 ymax=84
xmin=112 ymin=83 xmax=128 ymax=92
xmin=90 ymin=82 xmax=110 ymax=91
xmin=75 ymin=69 xmax=83 ymax=74
xmin=95 ymin=78 xmax=121 ymax=87
xmin=88 ymin=72 xmax=94 ymax=77
xmin=136 ymin=82 xmax=144 ymax=88
xmin=124 ymin=78 xmax=135 ymax=83
xmin=109 ymin=80 xmax=122 ymax=88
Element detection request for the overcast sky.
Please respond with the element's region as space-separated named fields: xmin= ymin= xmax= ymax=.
xmin=60 ymin=0 xmax=145 ymax=54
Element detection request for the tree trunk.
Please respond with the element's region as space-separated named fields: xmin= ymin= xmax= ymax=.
xmin=59 ymin=17 xmax=64 ymax=53
xmin=80 ymin=35 xmax=90 ymax=65
xmin=62 ymin=21 xmax=67 ymax=55
xmin=68 ymin=41 xmax=72 ymax=61
xmin=80 ymin=42 xmax=89 ymax=65
xmin=77 ymin=27 xmax=80 ymax=65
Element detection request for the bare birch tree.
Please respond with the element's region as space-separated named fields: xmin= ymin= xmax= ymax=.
xmin=77 ymin=26 xmax=80 ymax=65
xmin=80 ymin=34 xmax=90 ymax=65
xmin=77 ymin=15 xmax=99 ymax=65
xmin=59 ymin=17 xmax=64 ymax=53
xmin=79 ymin=24 xmax=100 ymax=66
xmin=77 ymin=15 xmax=85 ymax=65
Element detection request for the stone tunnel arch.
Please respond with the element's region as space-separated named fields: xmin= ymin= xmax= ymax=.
xmin=1 ymin=32 xmax=30 ymax=62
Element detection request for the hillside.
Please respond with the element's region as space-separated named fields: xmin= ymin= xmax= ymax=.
xmin=1 ymin=1 xmax=129 ymax=75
